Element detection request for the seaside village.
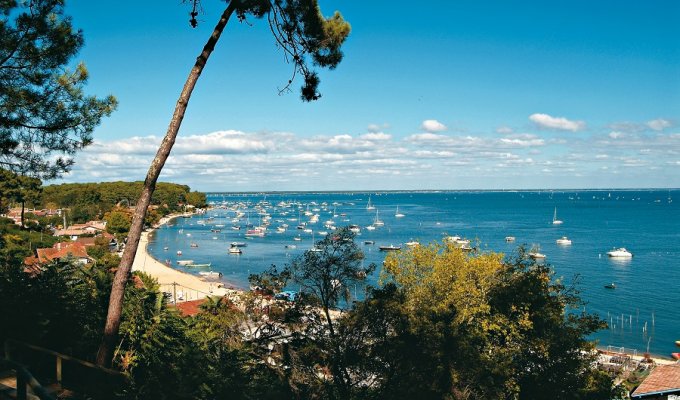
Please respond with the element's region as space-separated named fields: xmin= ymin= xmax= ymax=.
xmin=2 ymin=201 xmax=680 ymax=399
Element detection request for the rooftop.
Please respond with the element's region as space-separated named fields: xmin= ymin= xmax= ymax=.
xmin=632 ymin=364 xmax=680 ymax=398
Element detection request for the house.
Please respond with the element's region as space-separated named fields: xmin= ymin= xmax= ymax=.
xmin=75 ymin=231 xmax=118 ymax=251
xmin=33 ymin=242 xmax=94 ymax=266
xmin=631 ymin=364 xmax=680 ymax=399
xmin=53 ymin=220 xmax=107 ymax=238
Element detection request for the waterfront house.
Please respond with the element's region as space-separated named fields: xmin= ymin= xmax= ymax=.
xmin=631 ymin=364 xmax=680 ymax=399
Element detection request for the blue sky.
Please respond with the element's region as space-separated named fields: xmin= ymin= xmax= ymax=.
xmin=55 ymin=0 xmax=680 ymax=190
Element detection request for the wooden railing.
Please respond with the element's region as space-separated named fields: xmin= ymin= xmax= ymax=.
xmin=0 ymin=358 xmax=54 ymax=400
xmin=3 ymin=339 xmax=126 ymax=399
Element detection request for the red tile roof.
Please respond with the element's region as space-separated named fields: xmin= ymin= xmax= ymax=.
xmin=632 ymin=364 xmax=680 ymax=397
xmin=36 ymin=242 xmax=90 ymax=263
xmin=172 ymin=299 xmax=207 ymax=317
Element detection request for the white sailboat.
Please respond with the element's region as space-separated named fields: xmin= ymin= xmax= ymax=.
xmin=373 ymin=209 xmax=384 ymax=226
xmin=552 ymin=207 xmax=563 ymax=225
xmin=395 ymin=206 xmax=405 ymax=218
xmin=366 ymin=195 xmax=375 ymax=210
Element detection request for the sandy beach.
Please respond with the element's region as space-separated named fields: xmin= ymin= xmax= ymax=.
xmin=131 ymin=215 xmax=242 ymax=303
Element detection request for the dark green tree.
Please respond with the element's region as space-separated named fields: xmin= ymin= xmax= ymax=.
xmin=0 ymin=0 xmax=117 ymax=179
xmin=98 ymin=0 xmax=351 ymax=366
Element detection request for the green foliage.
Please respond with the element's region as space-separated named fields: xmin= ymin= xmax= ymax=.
xmin=184 ymin=191 xmax=207 ymax=208
xmin=41 ymin=181 xmax=200 ymax=223
xmin=104 ymin=209 xmax=132 ymax=234
xmin=0 ymin=259 xmax=112 ymax=360
xmin=0 ymin=0 xmax=117 ymax=179
xmin=0 ymin=216 xmax=59 ymax=263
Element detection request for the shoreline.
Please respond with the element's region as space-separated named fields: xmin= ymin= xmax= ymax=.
xmin=131 ymin=213 xmax=243 ymax=303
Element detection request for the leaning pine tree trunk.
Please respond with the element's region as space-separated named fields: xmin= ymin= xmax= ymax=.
xmin=96 ymin=3 xmax=237 ymax=367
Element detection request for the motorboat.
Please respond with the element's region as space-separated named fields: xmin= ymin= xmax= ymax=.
xmin=176 ymin=250 xmax=182 ymax=256
xmin=228 ymin=247 xmax=242 ymax=254
xmin=379 ymin=244 xmax=401 ymax=251
xmin=405 ymin=241 xmax=419 ymax=247
xmin=556 ymin=236 xmax=572 ymax=245
xmin=607 ymin=248 xmax=632 ymax=258
xmin=349 ymin=224 xmax=360 ymax=233
xmin=230 ymin=242 xmax=247 ymax=247
xmin=529 ymin=252 xmax=546 ymax=260
xmin=185 ymin=263 xmax=211 ymax=268
xmin=285 ymin=244 xmax=297 ymax=249
xmin=190 ymin=243 xmax=198 ymax=248
xmin=505 ymin=236 xmax=515 ymax=242
xmin=177 ymin=260 xmax=195 ymax=265
xmin=198 ymin=271 xmax=223 ymax=279
xmin=365 ymin=225 xmax=376 ymax=231
xmin=604 ymin=283 xmax=616 ymax=289
xmin=364 ymin=240 xmax=375 ymax=245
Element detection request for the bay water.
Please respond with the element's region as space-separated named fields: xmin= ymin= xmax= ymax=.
xmin=147 ymin=190 xmax=679 ymax=357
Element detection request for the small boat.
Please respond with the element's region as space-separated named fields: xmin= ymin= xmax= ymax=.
xmin=395 ymin=206 xmax=405 ymax=218
xmin=231 ymin=225 xmax=241 ymax=230
xmin=373 ymin=209 xmax=385 ymax=226
xmin=364 ymin=240 xmax=375 ymax=245
xmin=190 ymin=243 xmax=198 ymax=248
xmin=556 ymin=237 xmax=572 ymax=245
xmin=379 ymin=245 xmax=401 ymax=251
xmin=228 ymin=247 xmax=242 ymax=254
xmin=505 ymin=236 xmax=516 ymax=242
xmin=293 ymin=235 xmax=302 ymax=241
xmin=198 ymin=271 xmax=223 ymax=279
xmin=604 ymin=283 xmax=616 ymax=289
xmin=176 ymin=250 xmax=182 ymax=256
xmin=163 ymin=246 xmax=169 ymax=250
xmin=186 ymin=263 xmax=211 ymax=268
xmin=349 ymin=224 xmax=360 ymax=233
xmin=552 ymin=207 xmax=563 ymax=225
xmin=672 ymin=352 xmax=680 ymax=360
xmin=365 ymin=225 xmax=376 ymax=231
xmin=310 ymin=247 xmax=323 ymax=253
xmin=366 ymin=195 xmax=375 ymax=210
xmin=285 ymin=244 xmax=297 ymax=249
xmin=529 ymin=252 xmax=546 ymax=260
xmin=607 ymin=248 xmax=633 ymax=258
xmin=230 ymin=242 xmax=247 ymax=247
xmin=177 ymin=260 xmax=195 ymax=265
xmin=210 ymin=229 xmax=221 ymax=233
xmin=675 ymin=340 xmax=680 ymax=347
xmin=405 ymin=241 xmax=419 ymax=247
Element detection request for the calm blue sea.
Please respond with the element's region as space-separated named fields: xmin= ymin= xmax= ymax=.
xmin=146 ymin=190 xmax=680 ymax=357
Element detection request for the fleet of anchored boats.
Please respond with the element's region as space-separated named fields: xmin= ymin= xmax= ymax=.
xmin=167 ymin=199 xmax=636 ymax=297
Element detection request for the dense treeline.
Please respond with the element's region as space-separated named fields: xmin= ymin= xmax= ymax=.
xmin=39 ymin=181 xmax=207 ymax=223
xmin=0 ymin=227 xmax=625 ymax=399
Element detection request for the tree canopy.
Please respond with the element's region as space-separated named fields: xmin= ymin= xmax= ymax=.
xmin=0 ymin=0 xmax=117 ymax=179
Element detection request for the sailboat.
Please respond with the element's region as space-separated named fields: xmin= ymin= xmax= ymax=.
xmin=366 ymin=195 xmax=375 ymax=210
xmin=373 ymin=209 xmax=384 ymax=226
xmin=395 ymin=206 xmax=405 ymax=218
xmin=552 ymin=207 xmax=563 ymax=225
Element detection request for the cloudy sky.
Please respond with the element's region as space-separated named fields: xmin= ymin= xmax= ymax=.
xmin=55 ymin=1 xmax=680 ymax=191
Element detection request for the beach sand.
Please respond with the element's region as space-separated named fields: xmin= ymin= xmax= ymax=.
xmin=131 ymin=216 xmax=241 ymax=303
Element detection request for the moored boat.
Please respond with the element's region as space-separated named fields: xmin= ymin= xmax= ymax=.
xmin=556 ymin=236 xmax=572 ymax=245
xmin=379 ymin=244 xmax=401 ymax=251
xmin=607 ymin=248 xmax=632 ymax=258
xmin=228 ymin=247 xmax=242 ymax=254
xmin=505 ymin=236 xmax=516 ymax=242
xmin=198 ymin=271 xmax=223 ymax=279
xmin=529 ymin=252 xmax=546 ymax=260
xmin=604 ymin=283 xmax=616 ymax=289
xmin=177 ymin=260 xmax=195 ymax=265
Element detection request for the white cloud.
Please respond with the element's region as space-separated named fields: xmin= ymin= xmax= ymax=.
xmin=359 ymin=132 xmax=392 ymax=141
xmin=529 ymin=113 xmax=585 ymax=132
xmin=421 ymin=119 xmax=447 ymax=133
xmin=647 ymin=118 xmax=672 ymax=131
xmin=608 ymin=131 xmax=623 ymax=139
xmin=496 ymin=126 xmax=513 ymax=134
